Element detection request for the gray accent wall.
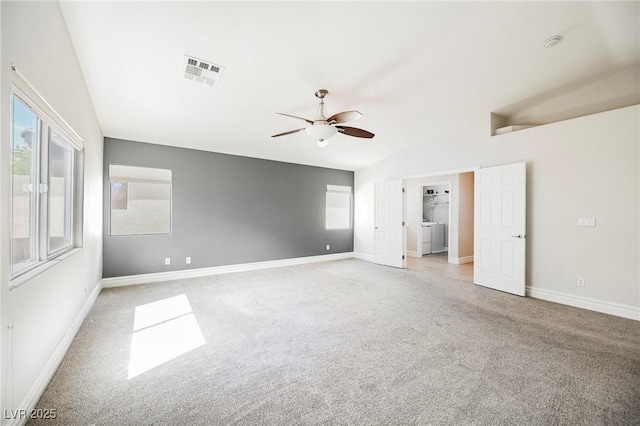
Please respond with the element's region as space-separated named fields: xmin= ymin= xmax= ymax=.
xmin=103 ymin=138 xmax=354 ymax=278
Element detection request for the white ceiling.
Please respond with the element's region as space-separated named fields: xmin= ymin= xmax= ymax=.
xmin=59 ymin=1 xmax=639 ymax=171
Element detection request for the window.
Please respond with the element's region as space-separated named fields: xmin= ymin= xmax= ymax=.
xmin=109 ymin=165 xmax=172 ymax=236
xmin=11 ymin=96 xmax=38 ymax=272
xmin=48 ymin=130 xmax=75 ymax=253
xmin=10 ymin=90 xmax=81 ymax=278
xmin=326 ymin=185 xmax=352 ymax=230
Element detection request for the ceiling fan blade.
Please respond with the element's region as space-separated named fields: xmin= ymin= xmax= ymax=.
xmin=271 ymin=128 xmax=306 ymax=138
xmin=276 ymin=112 xmax=314 ymax=125
xmin=336 ymin=126 xmax=375 ymax=139
xmin=327 ymin=110 xmax=362 ymax=124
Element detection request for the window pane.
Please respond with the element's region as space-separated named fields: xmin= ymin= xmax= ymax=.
xmin=11 ymin=96 xmax=39 ymax=273
xmin=111 ymin=180 xmax=171 ymax=236
xmin=48 ymin=131 xmax=74 ymax=253
xmin=326 ymin=191 xmax=351 ymax=229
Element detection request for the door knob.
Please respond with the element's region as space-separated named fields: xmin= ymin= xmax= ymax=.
xmin=511 ymin=234 xmax=524 ymax=239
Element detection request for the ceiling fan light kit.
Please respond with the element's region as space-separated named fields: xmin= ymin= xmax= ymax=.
xmin=272 ymin=89 xmax=374 ymax=147
xmin=306 ymin=124 xmax=337 ymax=145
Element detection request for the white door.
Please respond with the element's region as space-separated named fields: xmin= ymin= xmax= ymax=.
xmin=474 ymin=162 xmax=526 ymax=296
xmin=374 ymin=180 xmax=406 ymax=268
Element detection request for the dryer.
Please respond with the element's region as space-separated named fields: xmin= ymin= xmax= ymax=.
xmin=431 ymin=223 xmax=446 ymax=253
xmin=422 ymin=222 xmax=445 ymax=255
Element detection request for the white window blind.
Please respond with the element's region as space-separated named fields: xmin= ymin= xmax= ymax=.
xmin=109 ymin=165 xmax=172 ymax=183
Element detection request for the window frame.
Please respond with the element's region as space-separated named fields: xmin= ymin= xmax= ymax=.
xmin=46 ymin=128 xmax=76 ymax=256
xmin=108 ymin=165 xmax=173 ymax=237
xmin=10 ymin=87 xmax=81 ymax=280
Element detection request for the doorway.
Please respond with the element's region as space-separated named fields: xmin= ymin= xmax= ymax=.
xmin=420 ymin=182 xmax=450 ymax=255
xmin=375 ymin=162 xmax=526 ymax=296
xmin=405 ymin=171 xmax=475 ymax=282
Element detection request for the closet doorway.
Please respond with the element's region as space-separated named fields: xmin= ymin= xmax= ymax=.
xmin=405 ymin=171 xmax=475 ymax=282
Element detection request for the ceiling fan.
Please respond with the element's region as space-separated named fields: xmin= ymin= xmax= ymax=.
xmin=271 ymin=89 xmax=374 ymax=147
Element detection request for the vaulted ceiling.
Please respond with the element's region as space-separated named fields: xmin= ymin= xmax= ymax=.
xmin=59 ymin=1 xmax=640 ymax=171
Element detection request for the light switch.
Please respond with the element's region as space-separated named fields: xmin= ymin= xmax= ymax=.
xmin=577 ymin=217 xmax=596 ymax=227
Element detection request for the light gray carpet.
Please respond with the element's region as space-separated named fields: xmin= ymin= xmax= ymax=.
xmin=29 ymin=259 xmax=640 ymax=425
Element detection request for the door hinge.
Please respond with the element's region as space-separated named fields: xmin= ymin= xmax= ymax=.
xmin=402 ymin=255 xmax=405 ymax=260
xmin=402 ymin=221 xmax=405 ymax=226
xmin=402 ymin=188 xmax=405 ymax=193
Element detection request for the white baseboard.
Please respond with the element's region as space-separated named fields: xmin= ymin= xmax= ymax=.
xmin=407 ymin=251 xmax=420 ymax=258
xmin=526 ymin=286 xmax=640 ymax=321
xmin=353 ymin=252 xmax=374 ymax=263
xmin=450 ymin=255 xmax=474 ymax=265
xmin=102 ymin=252 xmax=356 ymax=288
xmin=6 ymin=281 xmax=103 ymax=426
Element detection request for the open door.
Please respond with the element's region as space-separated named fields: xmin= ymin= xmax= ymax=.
xmin=474 ymin=162 xmax=526 ymax=296
xmin=374 ymin=179 xmax=406 ymax=268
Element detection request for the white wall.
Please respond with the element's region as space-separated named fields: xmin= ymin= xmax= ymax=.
xmin=355 ymin=105 xmax=639 ymax=318
xmin=0 ymin=1 xmax=4 ymax=416
xmin=1 ymin=1 xmax=103 ymax=421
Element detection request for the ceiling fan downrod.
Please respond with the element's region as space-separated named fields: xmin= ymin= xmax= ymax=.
xmin=314 ymin=89 xmax=329 ymax=122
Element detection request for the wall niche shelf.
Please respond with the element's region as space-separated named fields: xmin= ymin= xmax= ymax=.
xmin=495 ymin=124 xmax=537 ymax=135
xmin=490 ymin=103 xmax=639 ymax=137
xmin=490 ymin=113 xmax=539 ymax=137
xmin=490 ymin=65 xmax=640 ymax=137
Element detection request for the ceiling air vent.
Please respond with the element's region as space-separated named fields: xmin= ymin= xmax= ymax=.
xmin=183 ymin=55 xmax=225 ymax=87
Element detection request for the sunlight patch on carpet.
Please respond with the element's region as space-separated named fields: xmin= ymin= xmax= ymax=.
xmin=128 ymin=294 xmax=205 ymax=379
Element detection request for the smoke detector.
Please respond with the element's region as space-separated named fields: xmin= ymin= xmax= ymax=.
xmin=183 ymin=55 xmax=225 ymax=87
xmin=542 ymin=35 xmax=562 ymax=48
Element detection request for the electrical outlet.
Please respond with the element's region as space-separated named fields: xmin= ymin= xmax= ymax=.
xmin=165 ymin=258 xmax=171 ymax=266
xmin=577 ymin=217 xmax=596 ymax=227
xmin=326 ymin=245 xmax=330 ymax=250
xmin=186 ymin=257 xmax=191 ymax=264
xmin=576 ymin=277 xmax=585 ymax=287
